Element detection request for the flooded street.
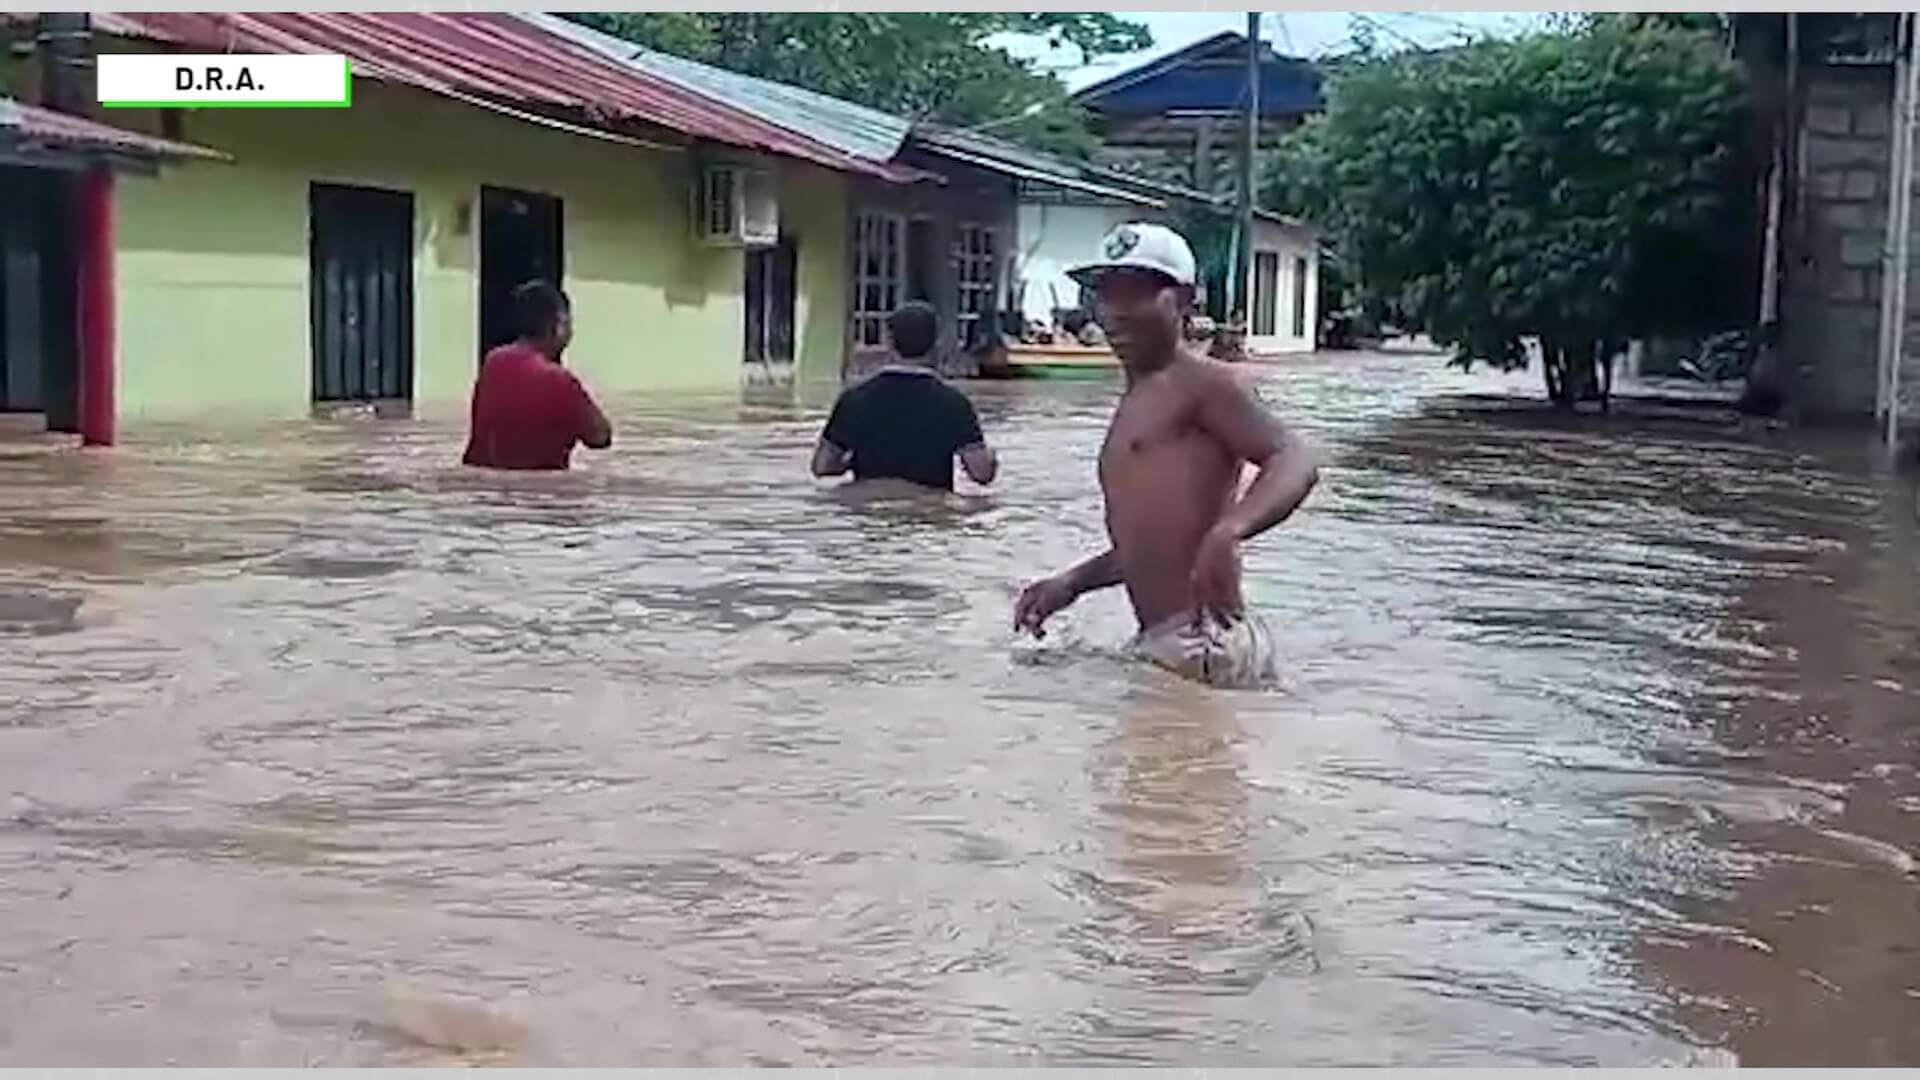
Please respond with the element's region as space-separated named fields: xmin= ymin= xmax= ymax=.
xmin=1 ymin=349 xmax=1917 ymax=1065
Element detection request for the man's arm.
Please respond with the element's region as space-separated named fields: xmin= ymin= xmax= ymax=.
xmin=813 ymin=392 xmax=857 ymax=477
xmin=571 ymin=375 xmax=612 ymax=450
xmin=1196 ymin=371 xmax=1319 ymax=542
xmin=1062 ymin=548 xmax=1123 ymax=595
xmin=579 ymin=400 xmax=613 ymax=450
xmin=1016 ymin=547 xmax=1123 ymax=636
xmin=951 ymin=393 xmax=997 ymax=486
xmin=811 ymin=438 xmax=851 ymax=477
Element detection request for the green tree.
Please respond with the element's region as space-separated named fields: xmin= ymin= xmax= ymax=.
xmin=1272 ymin=20 xmax=1750 ymax=406
xmin=1564 ymin=12 xmax=1728 ymax=36
xmin=564 ymin=13 xmax=1151 ymax=157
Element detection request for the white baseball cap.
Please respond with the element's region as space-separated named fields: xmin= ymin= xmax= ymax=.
xmin=1067 ymin=222 xmax=1197 ymax=289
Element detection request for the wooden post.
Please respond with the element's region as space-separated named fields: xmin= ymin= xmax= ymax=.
xmin=77 ymin=167 xmax=114 ymax=447
xmin=35 ymin=12 xmax=90 ymax=434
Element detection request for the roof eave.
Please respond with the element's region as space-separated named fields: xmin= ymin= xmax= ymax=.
xmin=1071 ymin=30 xmax=1245 ymax=105
xmin=68 ymin=12 xmax=921 ymax=183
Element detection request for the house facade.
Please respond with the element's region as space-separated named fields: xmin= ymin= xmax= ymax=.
xmin=0 ymin=12 xmax=912 ymax=429
xmin=1735 ymin=13 xmax=1920 ymax=442
xmin=558 ymin=20 xmax=1326 ymax=377
xmin=1013 ymin=195 xmax=1319 ymax=354
xmin=1 ymin=93 xmax=216 ymax=438
xmin=1242 ymin=215 xmax=1319 ymax=354
xmin=1071 ymin=31 xmax=1324 ymax=199
xmin=540 ymin=18 xmax=1026 ymax=381
xmin=5 ymin=12 xmax=1323 ymax=444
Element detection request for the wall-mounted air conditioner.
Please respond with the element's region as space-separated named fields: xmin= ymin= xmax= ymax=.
xmin=695 ymin=163 xmax=779 ymax=248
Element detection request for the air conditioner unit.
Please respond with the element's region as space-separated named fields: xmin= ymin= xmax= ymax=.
xmin=695 ymin=163 xmax=779 ymax=248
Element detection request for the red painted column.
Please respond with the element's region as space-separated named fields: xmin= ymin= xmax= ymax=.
xmin=77 ymin=166 xmax=115 ymax=447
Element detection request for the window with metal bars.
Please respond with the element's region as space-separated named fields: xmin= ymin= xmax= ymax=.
xmin=953 ymin=223 xmax=998 ymax=348
xmin=853 ymin=210 xmax=904 ymax=349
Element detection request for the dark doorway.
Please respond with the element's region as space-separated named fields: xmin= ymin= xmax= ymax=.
xmin=0 ymin=166 xmax=77 ymax=424
xmin=309 ymin=182 xmax=415 ymax=405
xmin=1291 ymin=255 xmax=1309 ymax=339
xmin=479 ymin=186 xmax=563 ymax=357
xmin=906 ymin=217 xmax=937 ymax=305
xmin=744 ymin=236 xmax=797 ymax=365
xmin=1252 ymin=250 xmax=1279 ymax=337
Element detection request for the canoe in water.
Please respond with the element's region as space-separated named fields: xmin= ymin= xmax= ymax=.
xmin=989 ymin=343 xmax=1120 ymax=380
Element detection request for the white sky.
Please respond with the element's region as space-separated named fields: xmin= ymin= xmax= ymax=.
xmin=1006 ymin=11 xmax=1554 ymax=90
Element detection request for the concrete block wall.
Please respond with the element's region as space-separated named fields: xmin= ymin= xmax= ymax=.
xmin=1899 ymin=95 xmax=1920 ymax=443
xmin=1789 ymin=67 xmax=1895 ymax=420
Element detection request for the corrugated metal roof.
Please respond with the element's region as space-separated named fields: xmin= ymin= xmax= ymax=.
xmin=912 ymin=123 xmax=1317 ymax=234
xmin=0 ymin=95 xmax=225 ymax=161
xmin=524 ymin=14 xmax=913 ymax=166
xmin=1071 ymin=31 xmax=1323 ymax=120
xmin=915 ymin=141 xmax=1162 ymax=208
xmin=1077 ymin=162 xmax=1318 ymax=233
xmin=911 ymin=123 xmax=1170 ymax=206
xmin=28 ymin=12 xmax=916 ymax=181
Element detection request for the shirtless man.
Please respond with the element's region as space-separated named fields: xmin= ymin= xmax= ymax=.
xmin=1013 ymin=223 xmax=1320 ymax=688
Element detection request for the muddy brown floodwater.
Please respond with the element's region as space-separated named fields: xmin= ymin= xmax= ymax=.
xmin=1 ymin=349 xmax=1917 ymax=1065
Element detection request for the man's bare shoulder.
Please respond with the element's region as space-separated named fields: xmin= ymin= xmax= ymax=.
xmin=1172 ymin=352 xmax=1266 ymax=404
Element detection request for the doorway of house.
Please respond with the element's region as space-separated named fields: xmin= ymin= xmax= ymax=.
xmin=0 ymin=166 xmax=77 ymax=425
xmin=309 ymin=182 xmax=415 ymax=407
xmin=906 ymin=218 xmax=937 ymax=308
xmin=744 ymin=236 xmax=797 ymax=366
xmin=1252 ymin=250 xmax=1280 ymax=337
xmin=1291 ymin=255 xmax=1310 ymax=339
xmin=479 ymin=187 xmax=564 ymax=357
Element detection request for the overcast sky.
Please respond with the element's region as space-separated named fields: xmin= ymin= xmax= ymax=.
xmin=1006 ymin=12 xmax=1553 ymax=90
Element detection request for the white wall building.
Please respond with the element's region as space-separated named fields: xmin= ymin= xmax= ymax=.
xmin=1242 ymin=214 xmax=1320 ymax=354
xmin=1013 ymin=200 xmax=1139 ymax=325
xmin=1013 ymin=196 xmax=1320 ymax=353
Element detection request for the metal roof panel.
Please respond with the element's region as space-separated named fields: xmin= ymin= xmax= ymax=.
xmin=0 ymin=95 xmax=225 ymax=161
xmin=32 ymin=12 xmax=914 ymax=180
xmin=524 ymin=14 xmax=913 ymax=166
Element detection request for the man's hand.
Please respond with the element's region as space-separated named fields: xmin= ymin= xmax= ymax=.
xmin=1190 ymin=524 xmax=1245 ymax=622
xmin=1014 ymin=575 xmax=1079 ymax=639
xmin=958 ymin=442 xmax=998 ymax=486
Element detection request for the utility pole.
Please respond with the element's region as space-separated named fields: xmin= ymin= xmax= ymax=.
xmin=33 ymin=13 xmax=91 ymax=435
xmin=35 ymin=13 xmax=91 ymax=114
xmin=1232 ymin=12 xmax=1260 ymax=329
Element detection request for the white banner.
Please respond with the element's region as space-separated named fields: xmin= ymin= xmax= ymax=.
xmin=98 ymin=53 xmax=351 ymax=107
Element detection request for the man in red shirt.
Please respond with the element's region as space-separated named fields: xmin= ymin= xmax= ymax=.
xmin=463 ymin=281 xmax=613 ymax=470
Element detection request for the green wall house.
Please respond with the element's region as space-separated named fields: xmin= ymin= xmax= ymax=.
xmin=0 ymin=12 xmax=911 ymax=425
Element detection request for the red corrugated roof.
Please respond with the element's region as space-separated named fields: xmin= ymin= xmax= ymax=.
xmin=49 ymin=12 xmax=917 ymax=181
xmin=0 ymin=95 xmax=224 ymax=160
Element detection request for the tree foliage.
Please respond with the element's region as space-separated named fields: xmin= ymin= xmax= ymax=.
xmin=564 ymin=13 xmax=1152 ymax=157
xmin=1271 ymin=20 xmax=1751 ymax=405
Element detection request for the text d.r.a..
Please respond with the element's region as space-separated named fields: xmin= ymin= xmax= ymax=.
xmin=174 ymin=66 xmax=261 ymax=92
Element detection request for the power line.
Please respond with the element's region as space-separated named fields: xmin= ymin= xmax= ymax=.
xmin=1349 ymin=12 xmax=1426 ymax=54
xmin=1272 ymin=13 xmax=1297 ymax=56
xmin=1394 ymin=12 xmax=1480 ymax=33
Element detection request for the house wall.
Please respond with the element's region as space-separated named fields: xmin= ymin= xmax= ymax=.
xmin=1781 ymin=66 xmax=1895 ymax=421
xmin=1090 ymin=113 xmax=1306 ymax=200
xmin=779 ymin=162 xmax=850 ymax=387
xmin=1013 ymin=201 xmax=1135 ymax=324
xmin=68 ymin=77 xmax=853 ymax=421
xmin=847 ymin=152 xmax=1014 ymax=378
xmin=1242 ymin=219 xmax=1318 ymax=353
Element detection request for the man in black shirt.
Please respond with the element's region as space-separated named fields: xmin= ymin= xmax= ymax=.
xmin=811 ymin=302 xmax=998 ymax=491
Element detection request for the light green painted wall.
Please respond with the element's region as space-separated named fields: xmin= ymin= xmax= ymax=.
xmin=779 ymin=163 xmax=848 ymax=385
xmin=104 ymin=78 xmax=851 ymax=420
